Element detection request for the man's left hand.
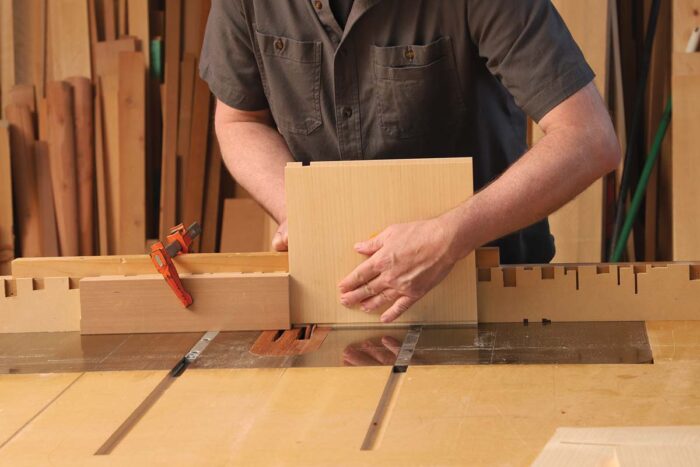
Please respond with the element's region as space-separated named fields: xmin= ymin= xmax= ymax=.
xmin=337 ymin=216 xmax=463 ymax=323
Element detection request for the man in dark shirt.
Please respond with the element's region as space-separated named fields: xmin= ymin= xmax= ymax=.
xmin=200 ymin=0 xmax=620 ymax=323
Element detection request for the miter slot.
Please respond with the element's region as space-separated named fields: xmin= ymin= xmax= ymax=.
xmin=94 ymin=331 xmax=218 ymax=455
xmin=361 ymin=326 xmax=421 ymax=450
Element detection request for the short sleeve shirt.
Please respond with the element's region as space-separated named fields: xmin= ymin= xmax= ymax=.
xmin=199 ymin=0 xmax=595 ymax=264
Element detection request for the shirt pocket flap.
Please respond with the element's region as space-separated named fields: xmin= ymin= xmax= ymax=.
xmin=256 ymin=30 xmax=321 ymax=63
xmin=371 ymin=36 xmax=452 ymax=68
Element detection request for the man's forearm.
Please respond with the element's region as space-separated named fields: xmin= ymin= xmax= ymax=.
xmin=444 ymin=85 xmax=621 ymax=260
xmin=215 ymin=108 xmax=293 ymax=224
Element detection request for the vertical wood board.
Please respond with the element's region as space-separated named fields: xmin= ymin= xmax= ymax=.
xmin=117 ymin=51 xmax=146 ymax=254
xmin=286 ymin=158 xmax=477 ymax=325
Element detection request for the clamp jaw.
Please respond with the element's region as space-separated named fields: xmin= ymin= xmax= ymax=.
xmin=150 ymin=222 xmax=202 ymax=307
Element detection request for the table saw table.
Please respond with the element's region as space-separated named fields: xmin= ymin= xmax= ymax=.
xmin=1 ymin=320 xmax=699 ymax=466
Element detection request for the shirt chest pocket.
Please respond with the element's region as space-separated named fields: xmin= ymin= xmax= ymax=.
xmin=372 ymin=36 xmax=466 ymax=139
xmin=255 ymin=30 xmax=323 ymax=135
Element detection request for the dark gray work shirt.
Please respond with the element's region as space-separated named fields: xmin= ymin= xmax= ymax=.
xmin=199 ymin=0 xmax=595 ymax=264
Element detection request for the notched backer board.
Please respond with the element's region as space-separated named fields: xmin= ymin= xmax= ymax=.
xmin=80 ymin=272 xmax=290 ymax=334
xmin=286 ymin=158 xmax=477 ymax=325
xmin=478 ymin=261 xmax=700 ymax=322
xmin=0 ymin=276 xmax=80 ymax=332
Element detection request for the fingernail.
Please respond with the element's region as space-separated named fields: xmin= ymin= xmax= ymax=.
xmin=361 ymin=305 xmax=368 ymax=312
xmin=354 ymin=243 xmax=362 ymax=250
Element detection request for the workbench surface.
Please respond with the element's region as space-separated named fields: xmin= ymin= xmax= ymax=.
xmin=0 ymin=321 xmax=698 ymax=466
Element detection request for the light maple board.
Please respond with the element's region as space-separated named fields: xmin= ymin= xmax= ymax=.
xmin=11 ymin=252 xmax=289 ymax=279
xmin=286 ymin=158 xmax=477 ymax=325
xmin=80 ymin=272 xmax=290 ymax=334
xmin=535 ymin=0 xmax=609 ymax=263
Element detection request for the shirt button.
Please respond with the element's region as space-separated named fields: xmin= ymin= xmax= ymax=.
xmin=313 ymin=0 xmax=322 ymax=10
xmin=342 ymin=107 xmax=353 ymax=119
xmin=274 ymin=38 xmax=284 ymax=51
xmin=404 ymin=47 xmax=415 ymax=60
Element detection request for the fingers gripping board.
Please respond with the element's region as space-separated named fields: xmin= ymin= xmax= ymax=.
xmin=285 ymin=158 xmax=477 ymax=325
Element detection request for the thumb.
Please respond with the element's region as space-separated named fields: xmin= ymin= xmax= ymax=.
xmin=272 ymin=223 xmax=288 ymax=252
xmin=354 ymin=233 xmax=383 ymax=256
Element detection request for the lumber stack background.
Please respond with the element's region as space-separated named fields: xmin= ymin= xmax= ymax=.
xmin=0 ymin=0 xmax=694 ymax=274
xmin=0 ymin=0 xmax=274 ymax=276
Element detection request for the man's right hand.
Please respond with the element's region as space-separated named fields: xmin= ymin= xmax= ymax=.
xmin=272 ymin=220 xmax=288 ymax=251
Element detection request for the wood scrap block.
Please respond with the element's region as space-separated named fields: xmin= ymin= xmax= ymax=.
xmin=46 ymin=81 xmax=80 ymax=256
xmin=47 ymin=0 xmax=92 ymax=81
xmin=0 ymin=122 xmax=14 ymax=274
xmin=67 ymin=77 xmax=95 ymax=256
xmin=286 ymin=158 xmax=477 ymax=325
xmin=34 ymin=141 xmax=59 ymax=257
xmin=117 ymin=51 xmax=146 ymax=254
xmin=5 ymin=103 xmax=42 ymax=257
xmin=0 ymin=276 xmax=80 ymax=332
xmin=79 ymin=272 xmax=290 ymax=334
xmin=220 ymin=198 xmax=277 ymax=253
xmin=11 ymin=251 xmax=289 ymax=279
xmin=159 ymin=0 xmax=181 ymax=238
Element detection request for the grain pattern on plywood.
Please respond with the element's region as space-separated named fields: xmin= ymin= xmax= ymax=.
xmin=67 ymin=77 xmax=95 ymax=256
xmin=0 ymin=122 xmax=14 ymax=274
xmin=46 ymin=81 xmax=80 ymax=256
xmin=286 ymin=158 xmax=477 ymax=325
xmin=117 ymin=51 xmax=146 ymax=254
xmin=11 ymin=252 xmax=289 ymax=279
xmin=79 ymin=272 xmax=290 ymax=334
xmin=534 ymin=0 xmax=608 ymax=263
xmin=5 ymin=104 xmax=42 ymax=257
